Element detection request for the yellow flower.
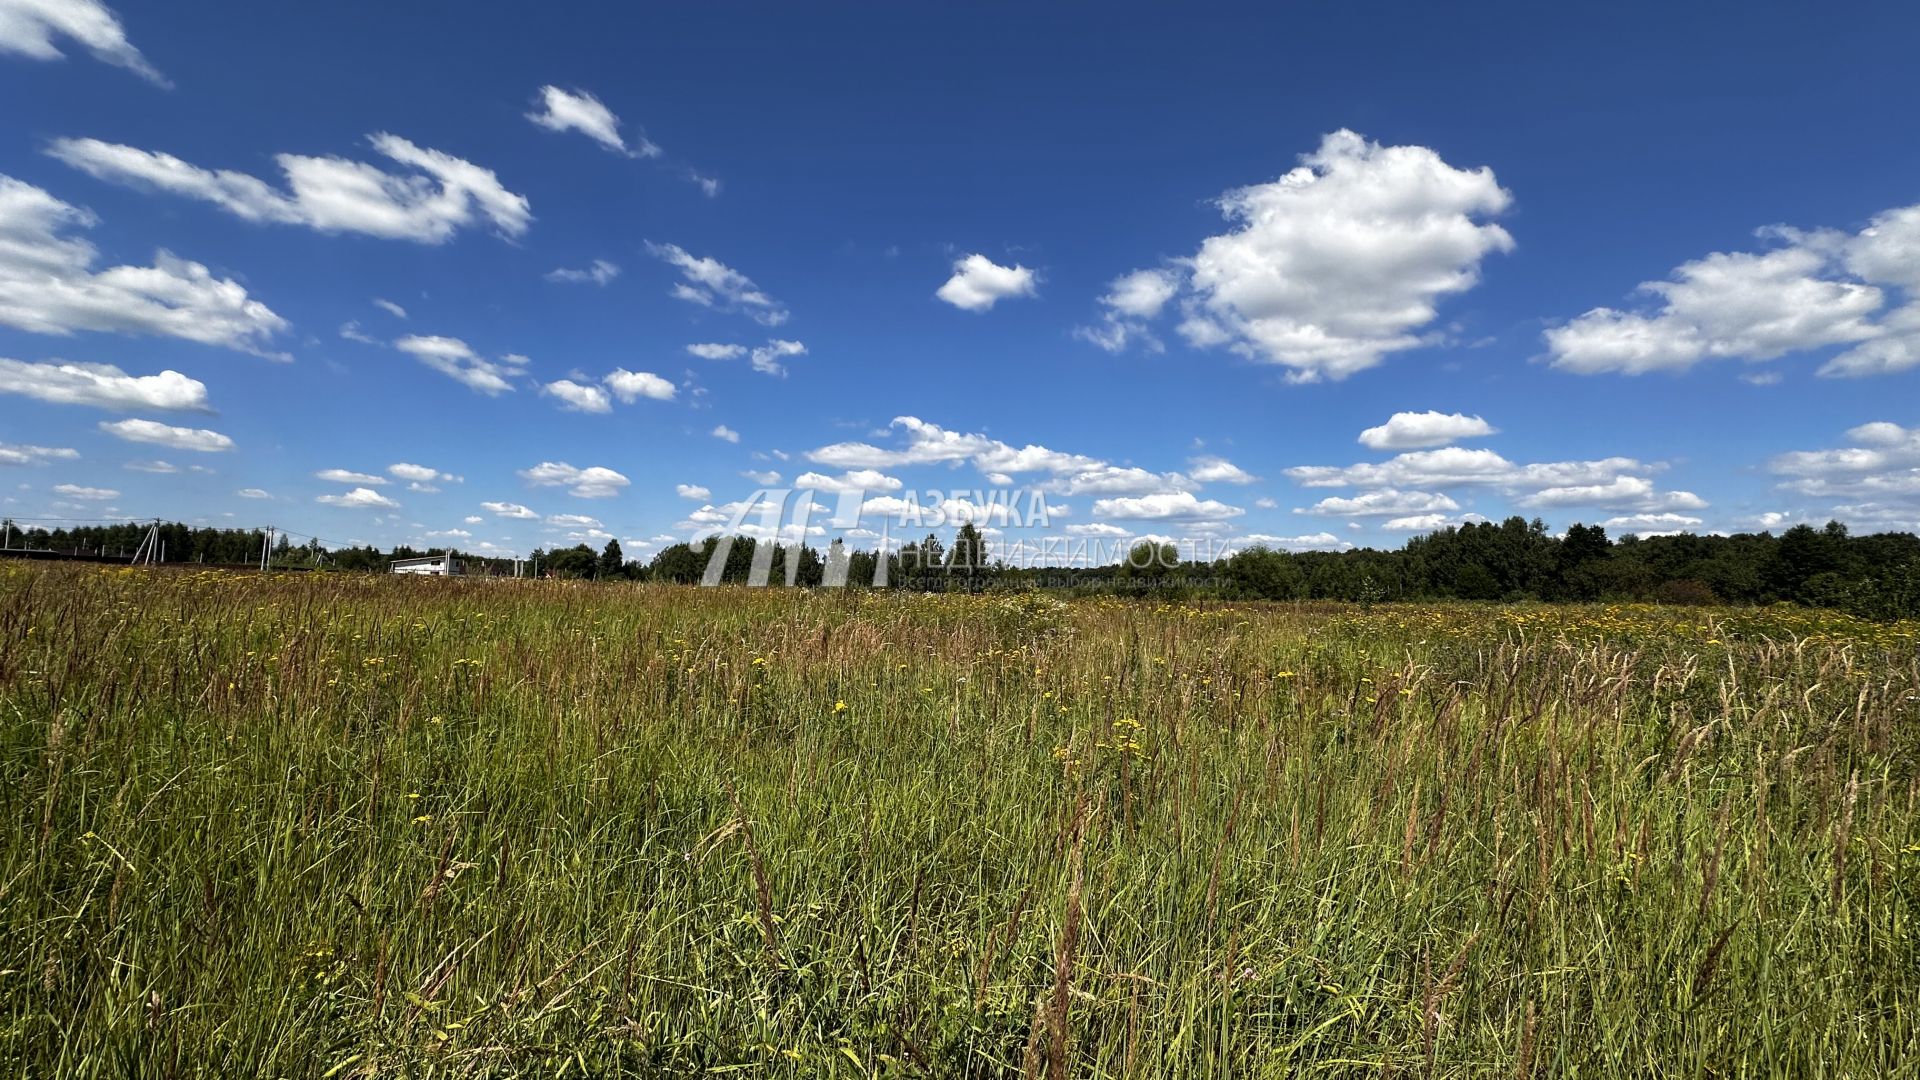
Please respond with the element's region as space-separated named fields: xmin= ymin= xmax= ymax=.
xmin=832 ymin=700 xmax=848 ymax=714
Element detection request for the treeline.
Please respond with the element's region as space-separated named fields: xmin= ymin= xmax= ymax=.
xmin=7 ymin=517 xmax=1918 ymax=620
xmin=0 ymin=521 xmax=521 ymax=575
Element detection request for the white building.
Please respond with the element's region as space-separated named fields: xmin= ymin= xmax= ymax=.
xmin=390 ymin=554 xmax=464 ymax=576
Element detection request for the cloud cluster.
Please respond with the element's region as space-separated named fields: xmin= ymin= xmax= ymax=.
xmin=542 ymin=368 xmax=676 ymax=412
xmin=1769 ymin=421 xmax=1920 ymax=530
xmin=0 ymin=441 xmax=78 ymax=466
xmin=518 ymin=461 xmax=630 ymax=498
xmin=0 ymin=175 xmax=287 ymax=356
xmin=48 ymin=133 xmax=531 ymax=243
xmin=1546 ymin=201 xmax=1920 ymax=377
xmin=1081 ymin=130 xmax=1513 ymax=382
xmin=1288 ymin=442 xmax=1704 ymax=518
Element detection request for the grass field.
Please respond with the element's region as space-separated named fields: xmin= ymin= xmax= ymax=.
xmin=1 ymin=563 xmax=1917 ymax=1077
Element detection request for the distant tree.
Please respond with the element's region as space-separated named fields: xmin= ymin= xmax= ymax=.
xmin=599 ymin=538 xmax=625 ymax=579
xmin=547 ymin=544 xmax=597 ymax=579
xmin=949 ymin=521 xmax=986 ymax=576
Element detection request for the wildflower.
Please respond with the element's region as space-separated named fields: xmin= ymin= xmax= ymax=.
xmin=832 ymin=700 xmax=848 ymax=714
xmin=412 ymin=814 xmax=433 ymax=825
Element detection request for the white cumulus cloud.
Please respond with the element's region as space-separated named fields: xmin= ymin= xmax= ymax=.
xmin=936 ymin=254 xmax=1038 ymax=312
xmin=1083 ymin=131 xmax=1512 ymax=382
xmin=1358 ymin=410 xmax=1497 ymax=450
xmin=603 ymin=368 xmax=675 ymax=402
xmin=542 ymin=378 xmax=612 ymax=413
xmin=518 ymin=461 xmax=629 ymax=498
xmin=0 ymin=175 xmax=287 ymax=356
xmin=316 ymin=486 xmax=398 ymax=509
xmin=0 ymin=357 xmax=209 ymax=411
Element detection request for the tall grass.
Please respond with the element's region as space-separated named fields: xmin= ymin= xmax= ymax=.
xmin=1 ymin=564 xmax=1916 ymax=1076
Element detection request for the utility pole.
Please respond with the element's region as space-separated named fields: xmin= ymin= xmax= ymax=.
xmin=260 ymin=527 xmax=273 ymax=572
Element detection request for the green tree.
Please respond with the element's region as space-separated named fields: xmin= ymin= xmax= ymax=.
xmin=599 ymin=538 xmax=625 ymax=579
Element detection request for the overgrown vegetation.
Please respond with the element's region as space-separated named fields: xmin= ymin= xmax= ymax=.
xmin=9 ymin=517 xmax=1920 ymax=623
xmin=1 ymin=563 xmax=1916 ymax=1075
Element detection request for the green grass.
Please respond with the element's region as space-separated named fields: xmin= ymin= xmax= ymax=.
xmin=1 ymin=564 xmax=1916 ymax=1076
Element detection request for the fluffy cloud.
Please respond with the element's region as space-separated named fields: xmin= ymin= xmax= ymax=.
xmin=480 ymin=501 xmax=539 ymax=519
xmin=675 ymin=483 xmax=710 ymax=501
xmin=542 ymin=378 xmax=611 ymax=413
xmin=315 ymin=468 xmax=386 ymax=485
xmin=545 ymin=513 xmax=602 ymax=529
xmin=712 ymin=424 xmax=740 ymax=443
xmin=809 ymin=416 xmax=1218 ymax=502
xmin=52 ymin=482 xmax=115 ymax=500
xmin=647 ymin=242 xmax=787 ymax=326
xmin=0 ymin=0 xmax=166 ymax=85
xmin=935 ymin=254 xmax=1037 ymax=312
xmin=1091 ymin=491 xmax=1244 ymax=521
xmin=388 ymin=462 xmax=457 ymax=485
xmin=794 ymin=468 xmax=903 ymax=494
xmin=603 ymin=368 xmax=676 ymax=402
xmin=1238 ymin=532 xmax=1352 ymax=552
xmin=1288 ymin=443 xmax=1704 ymax=515
xmin=316 ymin=486 xmax=398 ymax=509
xmin=0 ymin=176 xmax=288 ymax=356
xmin=0 ymin=357 xmax=209 ymax=411
xmin=1381 ymin=513 xmax=1490 ymax=532
xmin=1076 ymin=268 xmax=1179 ymax=351
xmin=1186 ymin=456 xmax=1255 ymax=484
xmin=1303 ymin=490 xmax=1459 ymax=517
xmin=99 ymin=417 xmax=231 ymax=452
xmin=1599 ymin=512 xmax=1706 ymax=536
xmin=749 ymin=339 xmax=805 ymax=376
xmin=518 ymin=461 xmax=629 ymax=498
xmin=526 ymin=86 xmax=658 ymax=158
xmin=1084 ymin=131 xmax=1512 ymax=381
xmin=394 ymin=335 xmax=527 ymax=395
xmin=1358 ymin=410 xmax=1497 ymax=450
xmin=1768 ymin=422 xmax=1920 ymax=523
xmin=546 ymin=259 xmax=619 ymax=285
xmin=1548 ymin=201 xmax=1920 ymax=377
xmin=686 ymin=343 xmax=745 ymax=361
xmin=48 ymin=134 xmax=531 ymax=243
xmin=0 ymin=441 xmax=77 ymax=466
xmin=1515 ymin=476 xmax=1707 ymax=512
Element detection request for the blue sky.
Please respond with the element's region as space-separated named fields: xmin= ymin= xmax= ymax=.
xmin=2 ymin=0 xmax=1918 ymax=562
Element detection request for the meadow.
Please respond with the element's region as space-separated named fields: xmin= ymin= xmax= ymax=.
xmin=1 ymin=563 xmax=1916 ymax=1077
